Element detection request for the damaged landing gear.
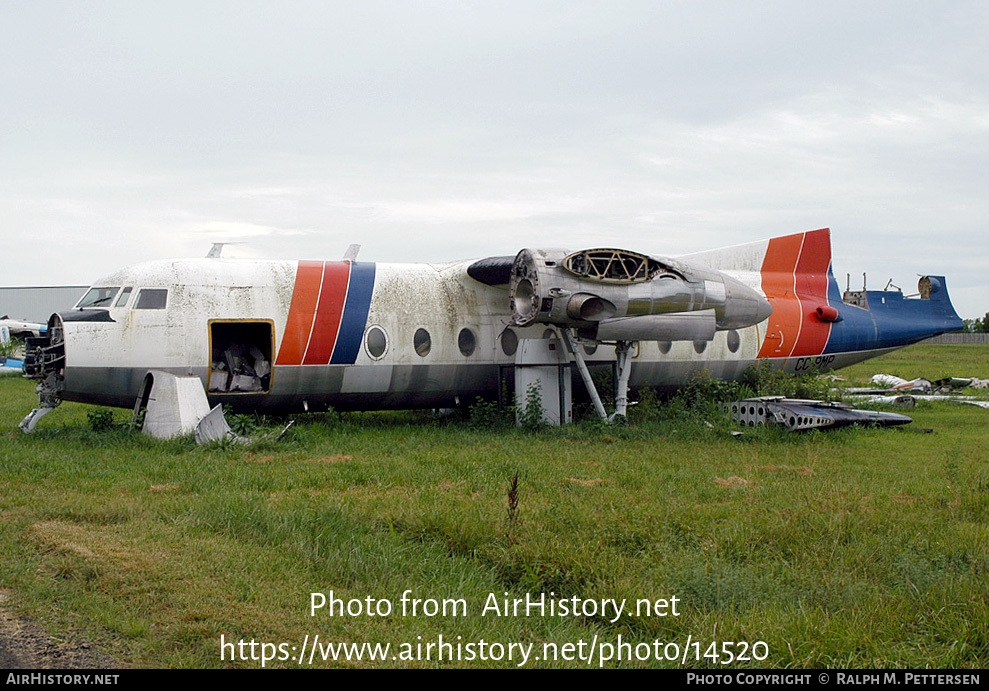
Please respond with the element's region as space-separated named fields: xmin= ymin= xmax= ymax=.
xmin=19 ymin=316 xmax=66 ymax=434
xmin=18 ymin=374 xmax=61 ymax=433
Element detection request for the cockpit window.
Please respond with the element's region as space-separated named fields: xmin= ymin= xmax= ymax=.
xmin=115 ymin=287 xmax=133 ymax=308
xmin=135 ymin=289 xmax=168 ymax=310
xmin=76 ymin=287 xmax=120 ymax=309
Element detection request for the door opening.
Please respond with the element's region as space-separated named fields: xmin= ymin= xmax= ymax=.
xmin=207 ymin=320 xmax=274 ymax=394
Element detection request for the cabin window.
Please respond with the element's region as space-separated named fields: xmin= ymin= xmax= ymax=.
xmin=414 ymin=328 xmax=431 ymax=357
xmin=76 ymin=287 xmax=119 ymax=309
xmin=365 ymin=326 xmax=388 ymax=360
xmin=693 ymin=340 xmax=707 ymax=354
xmin=501 ymin=328 xmax=518 ymax=356
xmin=727 ymin=330 xmax=741 ymax=353
xmin=135 ymin=289 xmax=168 ymax=310
xmin=458 ymin=328 xmax=476 ymax=357
xmin=658 ymin=341 xmax=672 ymax=354
xmin=582 ymin=341 xmax=597 ymax=356
xmin=115 ymin=287 xmax=133 ymax=308
xmin=208 ymin=320 xmax=274 ymax=394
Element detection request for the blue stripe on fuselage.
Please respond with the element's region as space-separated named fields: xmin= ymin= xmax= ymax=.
xmin=330 ymin=262 xmax=376 ymax=365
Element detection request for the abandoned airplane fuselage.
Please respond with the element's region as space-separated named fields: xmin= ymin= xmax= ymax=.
xmin=24 ymin=228 xmax=963 ymax=414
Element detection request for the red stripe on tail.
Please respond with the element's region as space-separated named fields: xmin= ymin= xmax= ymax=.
xmin=790 ymin=229 xmax=832 ymax=356
xmin=757 ymin=233 xmax=804 ymax=359
xmin=757 ymin=228 xmax=833 ymax=360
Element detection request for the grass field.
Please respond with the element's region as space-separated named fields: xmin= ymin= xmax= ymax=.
xmin=0 ymin=344 xmax=987 ymax=668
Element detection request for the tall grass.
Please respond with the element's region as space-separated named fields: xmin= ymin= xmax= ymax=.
xmin=0 ymin=344 xmax=987 ymax=667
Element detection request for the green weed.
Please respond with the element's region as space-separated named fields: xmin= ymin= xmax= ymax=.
xmin=87 ymin=408 xmax=116 ymax=433
xmin=517 ymin=382 xmax=546 ymax=431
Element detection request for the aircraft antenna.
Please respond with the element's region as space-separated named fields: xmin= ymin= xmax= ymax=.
xmin=207 ymin=242 xmax=245 ymax=258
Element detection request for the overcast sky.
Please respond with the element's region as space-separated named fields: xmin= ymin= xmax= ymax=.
xmin=1 ymin=1 xmax=987 ymax=318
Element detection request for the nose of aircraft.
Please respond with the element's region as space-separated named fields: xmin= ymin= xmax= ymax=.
xmin=719 ymin=275 xmax=773 ymax=330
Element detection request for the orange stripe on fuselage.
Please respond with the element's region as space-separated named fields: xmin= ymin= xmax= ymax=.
xmin=790 ymin=229 xmax=832 ymax=356
xmin=757 ymin=233 xmax=805 ymax=359
xmin=275 ymin=260 xmax=324 ymax=366
xmin=302 ymin=262 xmax=352 ymax=365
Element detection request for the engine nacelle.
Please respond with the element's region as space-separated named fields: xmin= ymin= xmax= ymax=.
xmin=509 ymin=247 xmax=771 ymax=340
xmin=595 ymin=311 xmax=717 ymax=342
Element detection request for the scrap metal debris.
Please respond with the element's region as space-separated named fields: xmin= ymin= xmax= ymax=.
xmin=135 ymin=369 xmax=291 ymax=444
xmin=193 ymin=405 xmax=295 ymax=445
xmin=194 ymin=404 xmax=251 ymax=445
xmin=727 ymin=397 xmax=912 ymax=432
xmin=845 ymin=373 xmax=989 ymax=410
xmin=209 ymin=342 xmax=271 ymax=393
xmin=849 ymin=374 xmax=983 ymax=395
xmin=0 ymin=356 xmax=24 ymax=374
xmin=136 ymin=371 xmax=212 ymax=439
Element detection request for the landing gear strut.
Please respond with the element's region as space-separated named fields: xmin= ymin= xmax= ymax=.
xmin=562 ymin=330 xmax=636 ymax=423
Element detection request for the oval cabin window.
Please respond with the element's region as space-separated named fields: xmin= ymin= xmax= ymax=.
xmin=458 ymin=328 xmax=476 ymax=357
xmin=414 ymin=328 xmax=431 ymax=357
xmin=501 ymin=328 xmax=518 ymax=356
xmin=727 ymin=330 xmax=741 ymax=353
xmin=365 ymin=326 xmax=388 ymax=359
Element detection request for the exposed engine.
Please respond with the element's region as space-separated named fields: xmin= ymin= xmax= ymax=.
xmin=508 ymin=248 xmax=771 ymax=342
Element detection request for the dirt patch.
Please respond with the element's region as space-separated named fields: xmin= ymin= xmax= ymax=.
xmin=567 ymin=478 xmax=605 ymax=487
xmin=715 ymin=476 xmax=751 ymax=488
xmin=0 ymin=590 xmax=120 ymax=669
xmin=757 ymin=465 xmax=815 ymax=476
xmin=30 ymin=520 xmax=161 ymax=576
xmin=244 ymin=455 xmax=276 ymax=464
xmin=306 ymin=455 xmax=353 ymax=463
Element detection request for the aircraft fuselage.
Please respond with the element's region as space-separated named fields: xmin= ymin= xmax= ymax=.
xmin=25 ymin=229 xmax=963 ymax=415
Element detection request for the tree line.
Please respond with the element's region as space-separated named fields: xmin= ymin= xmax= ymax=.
xmin=962 ymin=313 xmax=989 ymax=333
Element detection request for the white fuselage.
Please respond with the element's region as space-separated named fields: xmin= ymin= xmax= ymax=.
xmin=56 ymin=257 xmax=777 ymax=411
xmin=47 ymin=228 xmax=959 ymax=413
